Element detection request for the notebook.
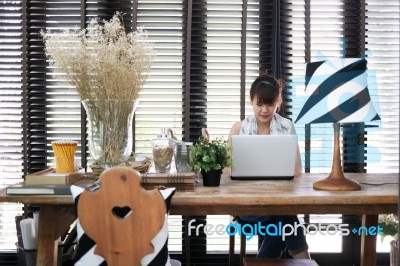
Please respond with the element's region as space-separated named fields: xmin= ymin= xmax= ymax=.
xmin=230 ymin=135 xmax=297 ymax=180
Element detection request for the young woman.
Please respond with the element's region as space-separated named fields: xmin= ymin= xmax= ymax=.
xmin=228 ymin=73 xmax=310 ymax=259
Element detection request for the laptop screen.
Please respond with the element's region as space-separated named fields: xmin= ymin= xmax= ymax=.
xmin=230 ymin=135 xmax=297 ymax=180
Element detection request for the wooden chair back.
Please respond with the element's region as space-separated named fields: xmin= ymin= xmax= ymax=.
xmin=77 ymin=167 xmax=166 ymax=265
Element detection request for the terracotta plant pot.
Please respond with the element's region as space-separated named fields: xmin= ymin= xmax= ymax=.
xmin=201 ymin=169 xmax=222 ymax=187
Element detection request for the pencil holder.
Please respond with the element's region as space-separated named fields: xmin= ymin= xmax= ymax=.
xmin=55 ymin=156 xmax=75 ymax=173
xmin=51 ymin=140 xmax=78 ymax=173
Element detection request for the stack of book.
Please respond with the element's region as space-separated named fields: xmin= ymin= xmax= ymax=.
xmin=6 ymin=168 xmax=87 ymax=195
xmin=140 ymin=172 xmax=195 ymax=192
xmin=6 ymin=169 xmax=195 ymax=195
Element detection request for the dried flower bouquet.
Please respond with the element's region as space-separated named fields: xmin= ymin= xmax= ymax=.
xmin=41 ymin=13 xmax=155 ymax=166
xmin=41 ymin=12 xmax=154 ymax=101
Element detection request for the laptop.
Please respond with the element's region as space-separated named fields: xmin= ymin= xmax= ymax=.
xmin=230 ymin=135 xmax=297 ymax=180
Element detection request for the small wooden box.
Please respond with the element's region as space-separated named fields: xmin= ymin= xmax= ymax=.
xmin=24 ymin=168 xmax=85 ymax=185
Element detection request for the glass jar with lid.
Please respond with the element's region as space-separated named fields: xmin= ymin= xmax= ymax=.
xmin=151 ymin=128 xmax=175 ymax=173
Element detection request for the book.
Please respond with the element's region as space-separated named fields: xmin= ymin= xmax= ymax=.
xmin=24 ymin=168 xmax=85 ymax=185
xmin=6 ymin=182 xmax=99 ymax=196
xmin=6 ymin=184 xmax=74 ymax=195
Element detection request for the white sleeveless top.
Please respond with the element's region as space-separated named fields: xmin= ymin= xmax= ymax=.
xmin=239 ymin=113 xmax=295 ymax=135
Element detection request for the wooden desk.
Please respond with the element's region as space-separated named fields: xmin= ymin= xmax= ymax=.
xmin=0 ymin=173 xmax=397 ymax=266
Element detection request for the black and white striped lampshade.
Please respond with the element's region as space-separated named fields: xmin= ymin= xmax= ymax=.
xmin=295 ymin=58 xmax=380 ymax=124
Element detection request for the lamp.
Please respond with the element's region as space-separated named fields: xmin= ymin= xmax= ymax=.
xmin=295 ymin=58 xmax=380 ymax=191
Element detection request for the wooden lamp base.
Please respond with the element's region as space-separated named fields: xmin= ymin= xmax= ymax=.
xmin=313 ymin=175 xmax=361 ymax=191
xmin=313 ymin=123 xmax=361 ymax=191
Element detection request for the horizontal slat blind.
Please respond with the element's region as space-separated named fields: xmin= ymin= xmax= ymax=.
xmin=365 ymin=0 xmax=399 ymax=173
xmin=205 ymin=0 xmax=262 ymax=139
xmin=0 ymin=0 xmax=24 ymax=249
xmin=244 ymin=1 xmax=270 ymax=119
xmin=135 ymin=1 xmax=184 ymax=152
xmin=27 ymin=1 xmax=82 ymax=172
xmin=288 ymin=1 xmax=345 ymax=173
xmin=205 ymin=0 xmax=242 ymax=138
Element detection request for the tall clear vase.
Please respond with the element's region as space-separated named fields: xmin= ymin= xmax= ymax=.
xmin=82 ymin=99 xmax=138 ymax=169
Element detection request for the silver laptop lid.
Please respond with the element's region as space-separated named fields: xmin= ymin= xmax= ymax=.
xmin=230 ymin=135 xmax=297 ymax=180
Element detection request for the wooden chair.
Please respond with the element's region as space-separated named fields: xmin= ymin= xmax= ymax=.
xmin=74 ymin=166 xmax=180 ymax=265
xmin=229 ymin=216 xmax=299 ymax=266
xmin=243 ymin=258 xmax=319 ymax=266
xmin=229 ymin=216 xmax=265 ymax=266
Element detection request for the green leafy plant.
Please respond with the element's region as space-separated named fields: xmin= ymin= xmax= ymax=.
xmin=378 ymin=214 xmax=399 ymax=242
xmin=188 ymin=136 xmax=232 ymax=172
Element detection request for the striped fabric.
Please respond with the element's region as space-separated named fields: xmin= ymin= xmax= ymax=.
xmin=70 ymin=185 xmax=176 ymax=266
xmin=295 ymin=58 xmax=380 ymax=124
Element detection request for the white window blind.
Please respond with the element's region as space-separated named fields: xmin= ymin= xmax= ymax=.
xmin=0 ymin=0 xmax=23 ymax=250
xmin=135 ymin=1 xmax=184 ymax=152
xmin=205 ymin=0 xmax=242 ymax=138
xmin=205 ymin=0 xmax=261 ymax=140
xmin=365 ymin=0 xmax=400 ymax=173
xmin=39 ymin=1 xmax=83 ymax=168
xmin=244 ymin=1 xmax=264 ymax=125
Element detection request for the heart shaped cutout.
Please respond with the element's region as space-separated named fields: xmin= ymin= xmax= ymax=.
xmin=112 ymin=206 xmax=132 ymax=219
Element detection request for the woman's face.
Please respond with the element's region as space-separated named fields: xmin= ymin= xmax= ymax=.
xmin=251 ymin=96 xmax=279 ymax=124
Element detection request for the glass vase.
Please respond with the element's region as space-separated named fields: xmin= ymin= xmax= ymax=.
xmin=82 ymin=99 xmax=138 ymax=169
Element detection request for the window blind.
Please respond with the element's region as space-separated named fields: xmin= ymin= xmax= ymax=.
xmin=0 ymin=0 xmax=24 ymax=250
xmin=135 ymin=1 xmax=184 ymax=152
xmin=205 ymin=0 xmax=243 ymax=138
xmin=205 ymin=0 xmax=264 ymax=139
xmin=28 ymin=1 xmax=83 ymax=172
xmin=365 ymin=0 xmax=399 ymax=173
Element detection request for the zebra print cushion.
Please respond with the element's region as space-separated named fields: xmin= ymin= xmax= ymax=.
xmin=70 ymin=184 xmax=176 ymax=266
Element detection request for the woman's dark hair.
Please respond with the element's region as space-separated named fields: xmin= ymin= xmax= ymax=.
xmin=250 ymin=72 xmax=285 ymax=105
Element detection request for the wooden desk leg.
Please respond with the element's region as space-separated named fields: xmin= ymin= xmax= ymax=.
xmin=360 ymin=214 xmax=378 ymax=266
xmin=184 ymin=216 xmax=191 ymax=266
xmin=36 ymin=205 xmax=76 ymax=266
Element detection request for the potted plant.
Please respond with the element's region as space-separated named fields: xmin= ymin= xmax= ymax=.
xmin=378 ymin=214 xmax=399 ymax=266
xmin=188 ymin=136 xmax=232 ymax=187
